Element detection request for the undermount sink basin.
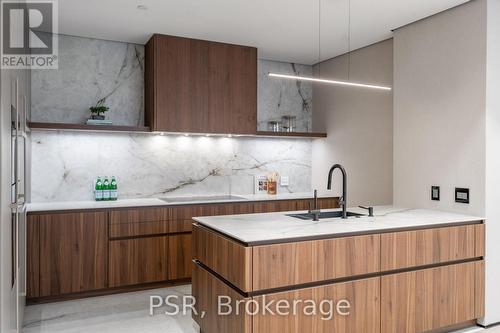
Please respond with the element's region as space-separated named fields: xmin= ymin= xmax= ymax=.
xmin=287 ymin=211 xmax=365 ymax=220
xmin=159 ymin=195 xmax=246 ymax=203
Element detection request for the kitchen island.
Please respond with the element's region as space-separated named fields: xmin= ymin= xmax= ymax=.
xmin=192 ymin=206 xmax=485 ymax=333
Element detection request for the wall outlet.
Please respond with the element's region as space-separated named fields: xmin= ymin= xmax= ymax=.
xmin=455 ymin=188 xmax=470 ymax=204
xmin=431 ymin=186 xmax=440 ymax=201
xmin=280 ymin=176 xmax=290 ymax=187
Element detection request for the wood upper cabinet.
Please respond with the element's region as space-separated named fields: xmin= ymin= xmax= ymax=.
xmin=145 ymin=34 xmax=257 ymax=134
xmin=38 ymin=212 xmax=107 ymax=297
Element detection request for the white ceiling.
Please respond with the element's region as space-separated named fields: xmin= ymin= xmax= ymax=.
xmin=58 ymin=0 xmax=469 ymax=65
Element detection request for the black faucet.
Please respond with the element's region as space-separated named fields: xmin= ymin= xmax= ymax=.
xmin=327 ymin=164 xmax=347 ymax=219
xmin=308 ymin=189 xmax=321 ymax=221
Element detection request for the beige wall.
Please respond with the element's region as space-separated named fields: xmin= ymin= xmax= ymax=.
xmin=311 ymin=39 xmax=394 ymax=206
xmin=393 ymin=0 xmax=487 ymax=216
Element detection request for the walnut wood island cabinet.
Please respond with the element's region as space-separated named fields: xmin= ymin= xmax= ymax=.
xmin=192 ymin=209 xmax=485 ymax=333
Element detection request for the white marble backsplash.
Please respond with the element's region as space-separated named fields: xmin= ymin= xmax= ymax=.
xmin=258 ymin=60 xmax=313 ymax=132
xmin=31 ymin=34 xmax=145 ymax=126
xmin=31 ymin=132 xmax=312 ymax=202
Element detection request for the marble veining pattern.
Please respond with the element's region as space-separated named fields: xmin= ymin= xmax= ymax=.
xmin=31 ymin=34 xmax=144 ymax=126
xmin=31 ymin=131 xmax=312 ymax=202
xmin=258 ymin=59 xmax=313 ymax=132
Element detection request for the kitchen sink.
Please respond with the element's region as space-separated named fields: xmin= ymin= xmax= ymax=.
xmin=159 ymin=195 xmax=246 ymax=203
xmin=287 ymin=211 xmax=365 ymax=220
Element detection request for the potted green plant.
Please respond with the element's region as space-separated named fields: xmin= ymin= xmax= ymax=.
xmin=89 ymin=98 xmax=109 ymax=120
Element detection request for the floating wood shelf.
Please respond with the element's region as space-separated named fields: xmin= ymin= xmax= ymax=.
xmin=27 ymin=122 xmax=327 ymax=138
xmin=255 ymin=131 xmax=327 ymax=138
xmin=28 ymin=122 xmax=151 ymax=133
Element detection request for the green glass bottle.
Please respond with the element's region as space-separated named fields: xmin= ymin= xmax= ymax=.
xmin=95 ymin=177 xmax=103 ymax=201
xmin=110 ymin=176 xmax=118 ymax=201
xmin=103 ymin=176 xmax=111 ymax=201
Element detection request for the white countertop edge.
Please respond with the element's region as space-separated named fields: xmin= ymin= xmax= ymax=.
xmin=193 ymin=206 xmax=485 ymax=245
xmin=26 ymin=191 xmax=334 ymax=212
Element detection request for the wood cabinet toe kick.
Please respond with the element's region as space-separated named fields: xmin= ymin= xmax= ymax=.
xmin=192 ymin=222 xmax=485 ymax=333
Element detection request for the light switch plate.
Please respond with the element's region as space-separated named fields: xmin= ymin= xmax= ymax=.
xmin=280 ymin=176 xmax=290 ymax=186
xmin=431 ymin=186 xmax=440 ymax=201
xmin=455 ymin=188 xmax=470 ymax=204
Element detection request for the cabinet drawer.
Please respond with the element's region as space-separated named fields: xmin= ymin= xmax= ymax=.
xmin=192 ymin=264 xmax=252 ymax=333
xmin=253 ymin=200 xmax=297 ymax=213
xmin=193 ymin=224 xmax=252 ymax=292
xmin=253 ymin=277 xmax=380 ymax=333
xmin=296 ymin=198 xmax=340 ymax=211
xmin=109 ymin=236 xmax=168 ymax=287
xmin=252 ymin=234 xmax=380 ymax=291
xmin=169 ymin=204 xmax=218 ymax=233
xmin=110 ymin=208 xmax=169 ymax=238
xmin=381 ymin=224 xmax=481 ymax=271
xmin=381 ymin=262 xmax=480 ymax=333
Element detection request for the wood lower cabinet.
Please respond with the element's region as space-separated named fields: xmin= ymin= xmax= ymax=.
xmin=193 ymin=264 xmax=252 ymax=333
xmin=253 ymin=200 xmax=297 ymax=213
xmin=193 ymin=224 xmax=253 ymax=292
xmin=253 ymin=277 xmax=381 ymax=333
xmin=193 ymin=222 xmax=485 ymax=333
xmin=381 ymin=262 xmax=482 ymax=333
xmin=109 ymin=236 xmax=169 ymax=287
xmin=38 ymin=212 xmax=107 ymax=297
xmin=26 ymin=196 xmax=339 ymax=302
xmin=168 ymin=234 xmax=193 ymax=280
xmin=380 ymin=225 xmax=477 ymax=271
xmin=109 ymin=207 xmax=169 ymax=238
xmin=252 ymin=234 xmax=380 ymax=291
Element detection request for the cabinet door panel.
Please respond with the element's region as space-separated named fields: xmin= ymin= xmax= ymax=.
xmin=39 ymin=212 xmax=107 ymax=297
xmin=193 ymin=264 xmax=252 ymax=333
xmin=381 ymin=262 xmax=477 ymax=333
xmin=253 ymin=277 xmax=380 ymax=333
xmin=27 ymin=214 xmax=40 ymax=298
xmin=153 ymin=35 xmax=209 ymax=132
xmin=109 ymin=236 xmax=168 ymax=287
xmin=226 ymin=44 xmax=257 ymax=134
xmin=146 ymin=34 xmax=256 ymax=134
xmin=168 ymin=234 xmax=192 ymax=280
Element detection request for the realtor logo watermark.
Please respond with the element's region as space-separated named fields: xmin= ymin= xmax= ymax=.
xmin=1 ymin=0 xmax=58 ymax=69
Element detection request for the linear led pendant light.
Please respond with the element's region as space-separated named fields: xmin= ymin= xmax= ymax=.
xmin=268 ymin=0 xmax=392 ymax=91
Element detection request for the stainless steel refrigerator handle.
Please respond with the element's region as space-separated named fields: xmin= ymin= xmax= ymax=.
xmin=21 ymin=95 xmax=27 ymax=134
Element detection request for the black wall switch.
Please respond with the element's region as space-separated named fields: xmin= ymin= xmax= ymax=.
xmin=431 ymin=186 xmax=440 ymax=201
xmin=455 ymin=188 xmax=470 ymax=204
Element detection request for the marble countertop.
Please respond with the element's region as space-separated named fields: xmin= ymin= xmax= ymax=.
xmin=193 ymin=206 xmax=484 ymax=245
xmin=26 ymin=191 xmax=334 ymax=212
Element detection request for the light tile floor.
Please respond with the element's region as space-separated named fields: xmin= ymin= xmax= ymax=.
xmin=23 ymin=284 xmax=498 ymax=333
xmin=23 ymin=285 xmax=199 ymax=333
